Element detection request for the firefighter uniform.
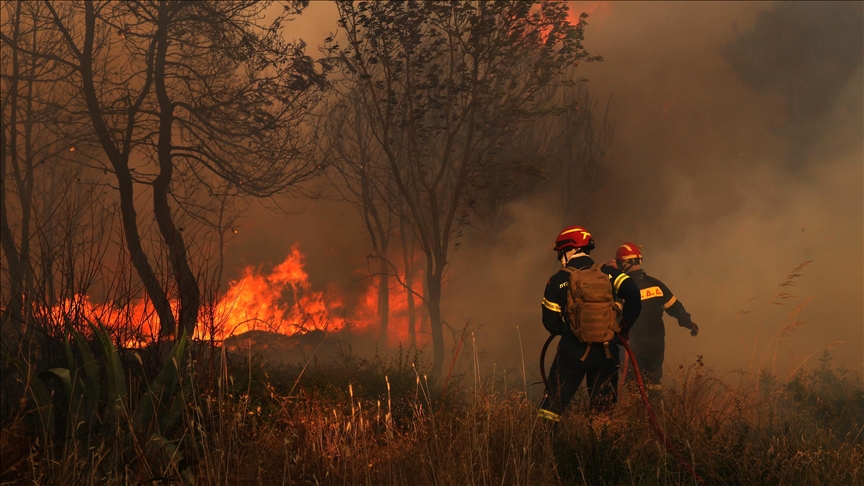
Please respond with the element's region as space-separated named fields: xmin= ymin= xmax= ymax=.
xmin=626 ymin=269 xmax=694 ymax=390
xmin=538 ymin=255 xmax=642 ymax=421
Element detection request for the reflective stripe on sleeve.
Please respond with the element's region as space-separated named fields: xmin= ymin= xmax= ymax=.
xmin=613 ymin=273 xmax=630 ymax=292
xmin=542 ymin=298 xmax=561 ymax=313
xmin=538 ymin=409 xmax=561 ymax=422
xmin=663 ymin=295 xmax=678 ymax=309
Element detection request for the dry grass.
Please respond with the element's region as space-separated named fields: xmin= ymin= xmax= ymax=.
xmin=1 ymin=339 xmax=861 ymax=486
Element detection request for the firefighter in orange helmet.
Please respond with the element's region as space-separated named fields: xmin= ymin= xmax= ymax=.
xmin=614 ymin=242 xmax=698 ymax=397
xmin=538 ymin=227 xmax=642 ymax=422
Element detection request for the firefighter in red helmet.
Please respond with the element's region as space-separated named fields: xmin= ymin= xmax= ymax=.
xmin=614 ymin=242 xmax=698 ymax=398
xmin=538 ymin=227 xmax=642 ymax=422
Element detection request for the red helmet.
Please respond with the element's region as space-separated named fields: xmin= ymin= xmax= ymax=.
xmin=615 ymin=242 xmax=643 ymax=262
xmin=553 ymin=226 xmax=595 ymax=252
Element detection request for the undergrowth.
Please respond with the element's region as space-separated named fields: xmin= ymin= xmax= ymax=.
xmin=1 ymin=336 xmax=861 ymax=485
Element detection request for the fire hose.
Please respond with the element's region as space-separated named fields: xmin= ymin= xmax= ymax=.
xmin=619 ymin=351 xmax=629 ymax=394
xmin=540 ymin=333 xmax=706 ymax=486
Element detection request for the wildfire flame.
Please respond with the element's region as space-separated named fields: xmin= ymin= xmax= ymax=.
xmin=41 ymin=244 xmax=425 ymax=348
xmin=210 ymin=244 xmax=346 ymax=339
xmin=355 ymin=272 xmax=425 ymax=346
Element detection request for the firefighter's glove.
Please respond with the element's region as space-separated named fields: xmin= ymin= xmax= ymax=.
xmin=689 ymin=322 xmax=699 ymax=337
xmin=618 ymin=321 xmax=631 ymax=340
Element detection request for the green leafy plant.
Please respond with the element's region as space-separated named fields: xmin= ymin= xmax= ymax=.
xmin=1 ymin=321 xmax=192 ymax=482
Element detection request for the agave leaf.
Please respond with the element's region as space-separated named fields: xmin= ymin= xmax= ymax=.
xmin=63 ymin=334 xmax=77 ymax=378
xmin=63 ymin=332 xmax=87 ymax=435
xmin=134 ymin=332 xmax=188 ymax=435
xmin=159 ymin=377 xmax=187 ymax=435
xmin=69 ymin=326 xmax=100 ymax=428
xmin=44 ymin=367 xmax=86 ymax=438
xmin=147 ymin=432 xmax=194 ymax=484
xmin=89 ymin=320 xmax=127 ymax=424
xmin=1 ymin=352 xmax=55 ymax=440
xmin=45 ymin=368 xmax=72 ymax=400
xmin=147 ymin=432 xmax=183 ymax=463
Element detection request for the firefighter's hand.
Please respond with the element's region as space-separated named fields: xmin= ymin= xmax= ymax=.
xmin=605 ymin=259 xmax=618 ymax=269
xmin=689 ymin=322 xmax=699 ymax=337
xmin=618 ymin=321 xmax=630 ymax=340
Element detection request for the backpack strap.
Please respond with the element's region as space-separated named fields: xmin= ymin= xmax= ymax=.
xmin=562 ymin=262 xmax=600 ymax=273
xmin=580 ymin=344 xmax=591 ymax=361
xmin=592 ymin=262 xmax=604 ymax=271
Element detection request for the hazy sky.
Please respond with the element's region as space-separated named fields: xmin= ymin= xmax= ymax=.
xmin=227 ymin=1 xmax=863 ymax=378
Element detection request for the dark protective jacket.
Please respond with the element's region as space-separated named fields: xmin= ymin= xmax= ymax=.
xmin=626 ymin=269 xmax=692 ymax=342
xmin=541 ymin=255 xmax=642 ymax=347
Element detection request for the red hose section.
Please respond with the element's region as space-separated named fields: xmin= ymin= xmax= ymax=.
xmin=617 ymin=334 xmax=706 ymax=486
xmin=538 ymin=333 xmax=706 ymax=485
xmin=618 ymin=351 xmax=630 ymax=395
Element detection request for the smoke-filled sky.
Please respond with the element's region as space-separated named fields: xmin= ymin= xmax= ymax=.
xmin=227 ymin=2 xmax=863 ymax=378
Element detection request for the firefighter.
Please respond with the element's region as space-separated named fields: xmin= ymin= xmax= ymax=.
xmin=538 ymin=227 xmax=642 ymax=422
xmin=614 ymin=242 xmax=698 ymax=397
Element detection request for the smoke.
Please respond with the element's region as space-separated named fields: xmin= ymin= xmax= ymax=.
xmin=225 ymin=2 xmax=862 ymax=378
xmin=723 ymin=1 xmax=863 ymax=168
xmin=445 ymin=1 xmax=863 ymax=377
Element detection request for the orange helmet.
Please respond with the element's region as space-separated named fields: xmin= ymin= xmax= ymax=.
xmin=615 ymin=242 xmax=643 ymax=262
xmin=553 ymin=226 xmax=595 ymax=253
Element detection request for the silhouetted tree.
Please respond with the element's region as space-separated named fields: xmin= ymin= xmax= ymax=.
xmin=324 ymin=90 xmax=400 ymax=344
xmin=41 ymin=0 xmax=328 ymax=337
xmin=334 ymin=0 xmax=600 ymax=370
xmin=1 ymin=0 xmax=95 ymax=341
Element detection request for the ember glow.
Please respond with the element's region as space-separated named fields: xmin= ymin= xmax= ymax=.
xmin=355 ymin=272 xmax=426 ymax=346
xmin=39 ymin=245 xmax=425 ymax=348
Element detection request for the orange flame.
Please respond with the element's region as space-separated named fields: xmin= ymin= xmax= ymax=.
xmin=354 ymin=272 xmax=426 ymax=346
xmin=207 ymin=244 xmax=346 ymax=339
xmin=41 ymin=244 xmax=426 ymax=348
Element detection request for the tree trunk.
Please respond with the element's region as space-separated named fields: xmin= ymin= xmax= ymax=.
xmin=377 ymin=254 xmax=389 ymax=344
xmin=0 ymin=3 xmax=25 ymax=328
xmin=0 ymin=122 xmax=24 ymax=329
xmin=56 ymin=2 xmax=177 ymax=337
xmin=426 ymin=267 xmax=444 ymax=372
xmin=400 ymin=217 xmax=417 ymax=347
xmin=153 ymin=10 xmax=199 ymax=337
xmin=405 ymin=260 xmax=416 ymax=348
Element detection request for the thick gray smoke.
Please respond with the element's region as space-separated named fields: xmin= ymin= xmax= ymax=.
xmin=227 ymin=2 xmax=863 ymax=379
xmin=723 ymin=1 xmax=863 ymax=169
xmin=446 ymin=1 xmax=863 ymax=377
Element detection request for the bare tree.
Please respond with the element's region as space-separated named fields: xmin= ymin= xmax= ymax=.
xmin=40 ymin=0 xmax=329 ymax=337
xmin=323 ymin=91 xmax=402 ymax=344
xmin=543 ymin=80 xmax=613 ymax=224
xmin=334 ymin=0 xmax=600 ymax=370
xmin=471 ymin=77 xmax=612 ymax=235
xmin=1 ymin=0 xmax=93 ymax=340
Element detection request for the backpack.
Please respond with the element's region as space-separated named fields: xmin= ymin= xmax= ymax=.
xmin=562 ymin=263 xmax=620 ymax=343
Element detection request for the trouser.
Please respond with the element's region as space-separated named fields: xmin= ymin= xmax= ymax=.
xmin=539 ymin=341 xmax=620 ymax=420
xmin=627 ymin=337 xmax=664 ymax=396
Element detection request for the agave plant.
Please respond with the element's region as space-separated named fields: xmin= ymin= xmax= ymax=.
xmin=2 ymin=321 xmax=194 ymax=482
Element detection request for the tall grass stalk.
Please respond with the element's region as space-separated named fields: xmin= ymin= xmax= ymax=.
xmin=2 ymin=316 xmax=862 ymax=485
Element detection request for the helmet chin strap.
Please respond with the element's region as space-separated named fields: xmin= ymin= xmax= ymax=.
xmin=617 ymin=259 xmax=629 ymax=272
xmin=561 ymin=250 xmax=587 ymax=265
xmin=619 ymin=259 xmax=641 ymax=273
